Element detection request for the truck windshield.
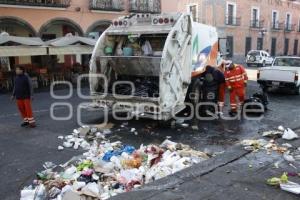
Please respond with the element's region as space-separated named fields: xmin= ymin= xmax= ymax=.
xmin=273 ymin=58 xmax=300 ymax=67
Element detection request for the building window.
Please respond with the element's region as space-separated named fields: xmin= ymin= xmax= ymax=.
xmin=272 ymin=10 xmax=279 ymax=29
xmin=294 ymin=39 xmax=298 ymax=55
xmin=226 ymin=36 xmax=234 ymax=58
xmin=271 ymin=38 xmax=277 ymax=56
xmin=257 ymin=37 xmax=263 ymax=50
xmin=284 ymin=38 xmax=289 ymax=55
xmin=226 ymin=2 xmax=237 ymax=25
xmin=251 ymin=7 xmax=260 ymax=27
xmin=286 ymin=13 xmax=292 ymax=30
xmin=187 ymin=4 xmax=198 ymax=22
xmin=245 ymin=37 xmax=252 ymax=56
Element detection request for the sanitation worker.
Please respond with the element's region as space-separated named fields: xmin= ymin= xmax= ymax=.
xmin=11 ymin=66 xmax=36 ymax=128
xmin=224 ymin=61 xmax=248 ymax=116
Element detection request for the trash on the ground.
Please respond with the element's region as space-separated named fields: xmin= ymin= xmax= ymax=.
xmin=282 ymin=143 xmax=293 ymax=148
xmin=287 ymin=172 xmax=298 ymax=177
xmin=43 ymin=162 xmax=56 ymax=170
xmin=130 ymin=128 xmax=136 ymax=132
xmin=280 ymin=181 xmax=300 ymax=195
xmin=282 ymin=128 xmax=299 ymax=140
xmin=20 ymin=184 xmax=46 ymax=200
xmin=283 ymin=151 xmax=296 ymax=162
xmin=278 ymin=126 xmax=285 ymax=132
xmin=181 ymin=123 xmax=189 ymax=128
xmin=94 ymin=123 xmax=114 ymax=130
xmin=191 ymin=125 xmax=199 ymax=131
xmin=274 ymin=161 xmax=281 ymax=169
xmin=267 ymin=173 xmax=288 ymax=186
xmin=58 ymin=146 xmax=64 ymax=151
xmin=262 ymin=130 xmax=283 ymax=137
xmin=58 ymin=136 xmax=64 ymax=140
xmin=59 ymin=126 xmax=111 ymax=151
xmin=241 ymin=138 xmax=289 ymax=154
xmin=241 ymin=139 xmax=268 ymax=151
xmin=22 ymin=128 xmax=212 ymax=200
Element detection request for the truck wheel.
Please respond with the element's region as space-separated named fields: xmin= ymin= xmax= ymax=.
xmin=262 ymin=61 xmax=266 ymax=67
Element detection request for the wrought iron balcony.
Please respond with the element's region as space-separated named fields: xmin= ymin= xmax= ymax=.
xmin=285 ymin=23 xmax=296 ymax=32
xmin=271 ymin=21 xmax=284 ymax=31
xmin=89 ymin=0 xmax=124 ymax=11
xmin=225 ymin=16 xmax=241 ymax=26
xmin=250 ymin=20 xmax=264 ymax=29
xmin=129 ymin=0 xmax=161 ymax=14
xmin=0 ymin=0 xmax=70 ymax=8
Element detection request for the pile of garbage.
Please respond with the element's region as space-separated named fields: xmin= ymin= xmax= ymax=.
xmin=21 ymin=126 xmax=210 ymax=200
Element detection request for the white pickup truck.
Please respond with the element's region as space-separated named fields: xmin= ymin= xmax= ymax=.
xmin=257 ymin=56 xmax=300 ymax=95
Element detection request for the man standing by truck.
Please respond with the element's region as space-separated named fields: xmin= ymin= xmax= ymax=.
xmin=200 ymin=65 xmax=225 ymax=116
xmin=224 ymin=61 xmax=248 ymax=116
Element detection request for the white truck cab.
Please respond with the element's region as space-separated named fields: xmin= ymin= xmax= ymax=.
xmin=89 ymin=13 xmax=219 ymax=120
xmin=257 ymin=56 xmax=300 ymax=95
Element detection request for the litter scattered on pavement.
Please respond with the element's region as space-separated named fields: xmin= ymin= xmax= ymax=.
xmin=280 ymin=181 xmax=300 ymax=195
xmin=262 ymin=130 xmax=283 ymax=138
xmin=267 ymin=173 xmax=288 ymax=186
xmin=282 ymin=128 xmax=299 ymax=140
xmin=21 ymin=126 xmax=212 ymax=200
xmin=261 ymin=126 xmax=299 ymax=141
xmin=267 ymin=173 xmax=300 ymax=195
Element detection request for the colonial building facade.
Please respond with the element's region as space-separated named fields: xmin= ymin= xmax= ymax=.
xmin=163 ymin=0 xmax=300 ymax=62
xmin=0 ymin=0 xmax=161 ymax=65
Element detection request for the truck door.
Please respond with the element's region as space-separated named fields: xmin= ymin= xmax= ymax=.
xmin=160 ymin=14 xmax=193 ymax=116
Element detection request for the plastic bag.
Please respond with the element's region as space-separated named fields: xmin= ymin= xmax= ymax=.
xmin=142 ymin=40 xmax=153 ymax=56
xmin=282 ymin=128 xmax=299 ymax=140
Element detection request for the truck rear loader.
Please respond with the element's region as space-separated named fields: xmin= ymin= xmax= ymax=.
xmin=89 ymin=13 xmax=219 ymax=120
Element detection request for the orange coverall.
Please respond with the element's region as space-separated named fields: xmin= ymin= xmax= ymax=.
xmin=224 ymin=64 xmax=248 ymax=112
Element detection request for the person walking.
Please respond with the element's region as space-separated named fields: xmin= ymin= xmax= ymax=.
xmin=11 ymin=66 xmax=36 ymax=128
xmin=224 ymin=61 xmax=248 ymax=116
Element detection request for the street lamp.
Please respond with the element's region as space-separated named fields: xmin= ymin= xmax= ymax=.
xmin=259 ymin=28 xmax=267 ymax=50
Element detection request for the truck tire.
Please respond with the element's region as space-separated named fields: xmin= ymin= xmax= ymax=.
xmin=261 ymin=61 xmax=266 ymax=67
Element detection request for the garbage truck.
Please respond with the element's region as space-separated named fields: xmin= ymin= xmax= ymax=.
xmin=89 ymin=13 xmax=219 ymax=120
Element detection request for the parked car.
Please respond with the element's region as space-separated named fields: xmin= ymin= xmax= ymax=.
xmin=246 ymin=50 xmax=273 ymax=67
xmin=257 ymin=56 xmax=300 ymax=95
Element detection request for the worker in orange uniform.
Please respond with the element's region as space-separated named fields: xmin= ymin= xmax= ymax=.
xmin=11 ymin=66 xmax=36 ymax=128
xmin=224 ymin=61 xmax=248 ymax=116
